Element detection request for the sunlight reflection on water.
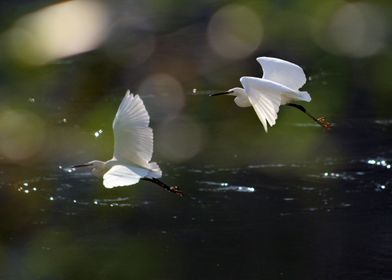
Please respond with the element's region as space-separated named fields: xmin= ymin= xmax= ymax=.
xmin=13 ymin=171 xmax=139 ymax=210
xmin=7 ymin=151 xmax=392 ymax=219
xmin=198 ymin=180 xmax=255 ymax=193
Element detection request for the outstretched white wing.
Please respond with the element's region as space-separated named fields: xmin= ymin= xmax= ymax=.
xmin=103 ymin=165 xmax=149 ymax=188
xmin=112 ymin=91 xmax=153 ymax=167
xmin=240 ymin=76 xmax=283 ymax=132
xmin=256 ymin=57 xmax=306 ymax=91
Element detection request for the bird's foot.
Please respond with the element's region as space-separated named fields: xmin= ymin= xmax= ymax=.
xmin=169 ymin=186 xmax=184 ymax=197
xmin=317 ymin=116 xmax=332 ymax=130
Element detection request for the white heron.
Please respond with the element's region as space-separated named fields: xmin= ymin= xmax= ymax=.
xmin=210 ymin=56 xmax=331 ymax=132
xmin=72 ymin=90 xmax=183 ymax=197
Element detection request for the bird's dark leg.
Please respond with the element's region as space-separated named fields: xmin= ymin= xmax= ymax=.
xmin=286 ymin=103 xmax=332 ymax=130
xmin=142 ymin=178 xmax=183 ymax=197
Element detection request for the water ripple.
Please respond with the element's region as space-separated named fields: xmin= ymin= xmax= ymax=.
xmin=198 ymin=181 xmax=255 ymax=193
xmin=12 ymin=171 xmax=143 ymax=210
xmin=374 ymin=119 xmax=392 ymax=126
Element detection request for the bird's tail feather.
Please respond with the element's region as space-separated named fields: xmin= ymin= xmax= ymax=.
xmin=147 ymin=162 xmax=162 ymax=178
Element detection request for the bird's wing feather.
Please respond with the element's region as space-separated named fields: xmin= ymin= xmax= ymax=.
xmin=103 ymin=165 xmax=149 ymax=188
xmin=256 ymin=57 xmax=306 ymax=91
xmin=112 ymin=91 xmax=153 ymax=166
xmin=240 ymin=77 xmax=282 ymax=132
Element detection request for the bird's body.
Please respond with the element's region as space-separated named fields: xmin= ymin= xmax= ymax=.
xmin=210 ymin=56 xmax=330 ymax=131
xmin=228 ymin=78 xmax=311 ymax=107
xmin=73 ymin=91 xmax=182 ymax=196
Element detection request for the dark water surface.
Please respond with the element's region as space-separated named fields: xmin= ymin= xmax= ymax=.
xmin=1 ymin=112 xmax=391 ymax=280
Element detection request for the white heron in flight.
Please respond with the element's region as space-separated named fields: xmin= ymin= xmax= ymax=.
xmin=72 ymin=91 xmax=183 ymax=197
xmin=210 ymin=56 xmax=331 ymax=132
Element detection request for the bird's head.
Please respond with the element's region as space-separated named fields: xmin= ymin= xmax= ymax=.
xmin=209 ymin=87 xmax=245 ymax=97
xmin=209 ymin=87 xmax=250 ymax=107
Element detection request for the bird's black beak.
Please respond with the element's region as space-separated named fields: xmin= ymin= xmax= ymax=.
xmin=72 ymin=163 xmax=93 ymax=168
xmin=209 ymin=90 xmax=233 ymax=97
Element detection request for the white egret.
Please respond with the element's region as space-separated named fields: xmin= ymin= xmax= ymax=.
xmin=72 ymin=90 xmax=183 ymax=197
xmin=210 ymin=56 xmax=331 ymax=132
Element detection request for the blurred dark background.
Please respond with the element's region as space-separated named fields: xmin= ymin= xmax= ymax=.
xmin=0 ymin=0 xmax=390 ymax=167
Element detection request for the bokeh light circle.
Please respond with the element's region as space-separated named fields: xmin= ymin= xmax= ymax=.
xmin=156 ymin=116 xmax=204 ymax=163
xmin=4 ymin=0 xmax=110 ymax=65
xmin=207 ymin=4 xmax=263 ymax=60
xmin=137 ymin=73 xmax=185 ymax=121
xmin=0 ymin=110 xmax=46 ymax=161
xmin=312 ymin=3 xmax=387 ymax=58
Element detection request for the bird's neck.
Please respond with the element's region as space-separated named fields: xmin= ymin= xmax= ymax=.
xmin=91 ymin=160 xmax=109 ymax=177
xmin=231 ymin=88 xmax=251 ymax=107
